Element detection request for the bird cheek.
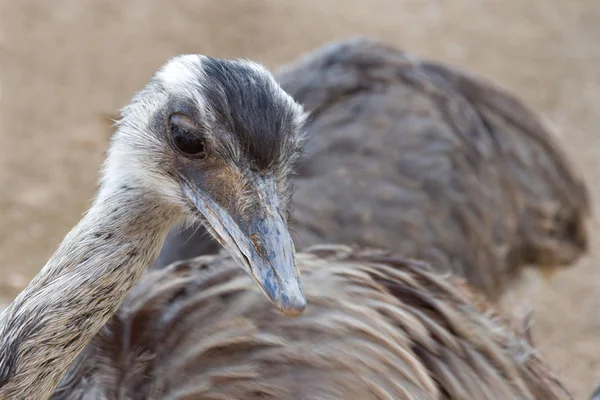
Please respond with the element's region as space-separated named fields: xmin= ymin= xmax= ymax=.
xmin=178 ymin=161 xmax=234 ymax=205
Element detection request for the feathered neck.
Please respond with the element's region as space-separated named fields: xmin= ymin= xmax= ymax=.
xmin=0 ymin=184 xmax=176 ymax=399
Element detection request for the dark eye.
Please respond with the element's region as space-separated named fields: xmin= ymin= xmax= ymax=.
xmin=169 ymin=114 xmax=206 ymax=158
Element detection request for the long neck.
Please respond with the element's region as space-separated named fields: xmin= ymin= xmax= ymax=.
xmin=0 ymin=185 xmax=176 ymax=400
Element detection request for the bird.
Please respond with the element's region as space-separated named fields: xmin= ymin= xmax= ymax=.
xmin=52 ymin=245 xmax=572 ymax=399
xmin=153 ymin=37 xmax=590 ymax=301
xmin=0 ymin=40 xmax=582 ymax=399
xmin=0 ymin=55 xmax=311 ymax=399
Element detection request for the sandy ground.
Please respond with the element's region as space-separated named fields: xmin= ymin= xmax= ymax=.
xmin=1 ymin=0 xmax=600 ymax=397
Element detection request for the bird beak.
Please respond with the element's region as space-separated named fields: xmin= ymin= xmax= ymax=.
xmin=180 ymin=176 xmax=306 ymax=316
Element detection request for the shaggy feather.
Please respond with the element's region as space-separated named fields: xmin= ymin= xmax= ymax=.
xmin=54 ymin=246 xmax=571 ymax=399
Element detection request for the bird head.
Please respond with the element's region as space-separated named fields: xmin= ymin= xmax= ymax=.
xmin=104 ymin=55 xmax=308 ymax=316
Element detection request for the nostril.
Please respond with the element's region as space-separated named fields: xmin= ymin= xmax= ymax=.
xmin=250 ymin=233 xmax=263 ymax=257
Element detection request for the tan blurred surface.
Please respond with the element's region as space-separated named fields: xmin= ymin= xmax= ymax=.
xmin=1 ymin=0 xmax=599 ymax=397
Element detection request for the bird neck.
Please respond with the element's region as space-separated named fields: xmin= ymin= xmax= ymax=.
xmin=0 ymin=184 xmax=176 ymax=400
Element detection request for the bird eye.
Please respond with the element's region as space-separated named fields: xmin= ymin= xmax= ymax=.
xmin=169 ymin=114 xmax=207 ymax=158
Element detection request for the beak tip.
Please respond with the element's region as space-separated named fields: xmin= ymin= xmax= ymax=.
xmin=268 ymin=278 xmax=307 ymax=317
xmin=278 ymin=294 xmax=307 ymax=317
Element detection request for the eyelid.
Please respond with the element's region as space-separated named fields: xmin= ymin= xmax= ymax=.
xmin=169 ymin=114 xmax=209 ymax=140
xmin=170 ymin=113 xmax=198 ymax=130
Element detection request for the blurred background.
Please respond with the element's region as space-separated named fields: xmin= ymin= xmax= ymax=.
xmin=1 ymin=0 xmax=599 ymax=397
